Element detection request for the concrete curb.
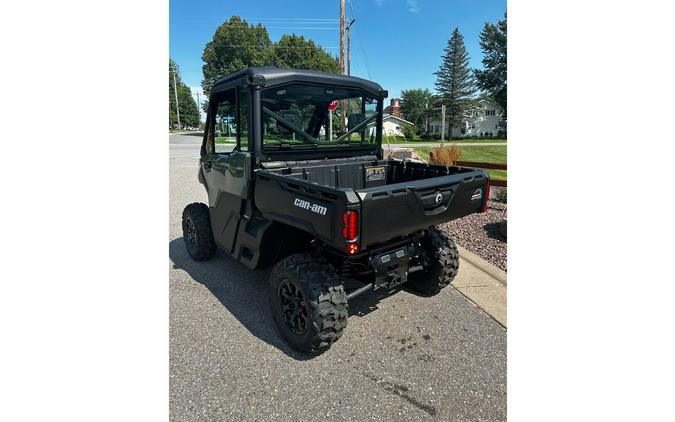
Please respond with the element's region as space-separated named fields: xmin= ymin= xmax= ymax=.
xmin=457 ymin=246 xmax=507 ymax=286
xmin=453 ymin=246 xmax=507 ymax=327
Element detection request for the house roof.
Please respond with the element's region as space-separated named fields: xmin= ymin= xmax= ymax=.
xmin=366 ymin=113 xmax=414 ymax=127
xmin=382 ymin=113 xmax=414 ymax=125
xmin=211 ymin=67 xmax=387 ymax=98
xmin=476 ymin=99 xmax=503 ymax=110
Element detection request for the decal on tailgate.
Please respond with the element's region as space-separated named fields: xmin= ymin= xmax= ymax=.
xmin=366 ymin=166 xmax=386 ymax=182
xmin=471 ymin=188 xmax=483 ymax=201
xmin=293 ymin=198 xmax=327 ymax=216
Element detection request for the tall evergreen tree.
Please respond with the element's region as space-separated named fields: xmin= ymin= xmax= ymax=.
xmin=474 ymin=13 xmax=507 ymax=116
xmin=434 ymin=28 xmax=476 ymax=139
xmin=170 ymin=59 xmax=200 ymax=129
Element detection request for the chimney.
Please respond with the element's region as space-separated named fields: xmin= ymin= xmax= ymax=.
xmin=390 ymin=98 xmax=401 ymax=117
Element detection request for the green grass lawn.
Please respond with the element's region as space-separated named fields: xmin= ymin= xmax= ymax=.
xmin=413 ymin=145 xmax=507 ymax=180
xmin=382 ymin=135 xmax=506 ymax=144
xmin=215 ymin=136 xmax=236 ymax=144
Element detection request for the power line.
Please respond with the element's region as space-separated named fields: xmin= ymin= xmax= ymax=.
xmin=178 ymin=17 xmax=339 ymax=21
xmin=202 ymin=44 xmax=339 ymax=49
xmin=346 ymin=0 xmax=373 ymax=79
xmin=175 ymin=21 xmax=339 ymax=29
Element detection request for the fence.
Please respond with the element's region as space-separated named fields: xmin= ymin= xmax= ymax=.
xmin=453 ymin=161 xmax=507 ymax=187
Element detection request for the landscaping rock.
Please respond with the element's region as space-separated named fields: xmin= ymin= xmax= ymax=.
xmin=500 ymin=218 xmax=507 ymax=238
xmin=438 ymin=194 xmax=507 ymax=271
xmin=388 ymin=148 xmax=426 ymax=163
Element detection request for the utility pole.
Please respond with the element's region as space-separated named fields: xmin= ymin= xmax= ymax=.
xmin=346 ymin=19 xmax=355 ymax=76
xmin=172 ymin=65 xmax=181 ymax=130
xmin=441 ymin=104 xmax=446 ymax=146
xmin=339 ymin=0 xmax=345 ymax=75
xmin=195 ymin=91 xmax=201 ymax=126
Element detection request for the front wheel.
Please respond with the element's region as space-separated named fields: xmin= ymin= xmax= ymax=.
xmin=408 ymin=227 xmax=459 ymax=295
xmin=182 ymin=202 xmax=217 ymax=261
xmin=269 ymin=254 xmax=348 ymax=354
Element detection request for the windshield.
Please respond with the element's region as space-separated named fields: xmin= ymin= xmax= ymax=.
xmin=261 ymin=83 xmax=381 ymax=149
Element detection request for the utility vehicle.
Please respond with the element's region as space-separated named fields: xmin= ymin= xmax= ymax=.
xmin=182 ymin=67 xmax=490 ymax=353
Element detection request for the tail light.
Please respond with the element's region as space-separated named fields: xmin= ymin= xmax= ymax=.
xmin=482 ymin=182 xmax=491 ymax=213
xmin=343 ymin=210 xmax=359 ymax=254
xmin=342 ymin=210 xmax=358 ymax=240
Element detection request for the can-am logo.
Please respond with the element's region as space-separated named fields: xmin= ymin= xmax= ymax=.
xmin=471 ymin=188 xmax=483 ymax=201
xmin=294 ymin=198 xmax=327 ymax=216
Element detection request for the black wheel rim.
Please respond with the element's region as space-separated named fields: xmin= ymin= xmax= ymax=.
xmin=278 ymin=279 xmax=309 ymax=335
xmin=185 ymin=217 xmax=197 ymax=246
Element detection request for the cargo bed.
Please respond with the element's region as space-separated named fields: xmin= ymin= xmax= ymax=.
xmin=254 ymin=157 xmax=489 ymax=252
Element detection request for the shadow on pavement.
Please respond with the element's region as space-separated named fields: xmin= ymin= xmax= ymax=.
xmin=169 ymin=237 xmax=310 ymax=360
xmin=169 ymin=237 xmax=402 ymax=360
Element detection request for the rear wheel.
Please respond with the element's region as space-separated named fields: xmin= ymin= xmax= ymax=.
xmin=269 ymin=254 xmax=348 ymax=354
xmin=182 ymin=202 xmax=217 ymax=261
xmin=408 ymin=227 xmax=459 ymax=295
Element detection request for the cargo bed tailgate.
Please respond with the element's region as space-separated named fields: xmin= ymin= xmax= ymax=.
xmin=358 ymin=169 xmax=489 ymax=247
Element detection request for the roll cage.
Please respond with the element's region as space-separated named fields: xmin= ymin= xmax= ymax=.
xmin=201 ymin=67 xmax=388 ymax=165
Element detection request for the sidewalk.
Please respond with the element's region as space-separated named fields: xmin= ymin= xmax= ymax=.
xmin=453 ymin=246 xmax=507 ymax=327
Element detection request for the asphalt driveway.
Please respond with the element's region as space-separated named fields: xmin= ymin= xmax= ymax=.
xmin=169 ymin=133 xmax=506 ymax=421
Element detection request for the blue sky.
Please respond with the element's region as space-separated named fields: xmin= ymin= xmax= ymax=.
xmin=170 ymin=0 xmax=506 ymax=111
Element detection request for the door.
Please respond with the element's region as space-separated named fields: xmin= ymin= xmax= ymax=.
xmin=201 ymin=86 xmax=250 ymax=253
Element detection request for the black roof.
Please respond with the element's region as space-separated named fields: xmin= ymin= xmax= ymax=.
xmin=211 ymin=67 xmax=387 ymax=98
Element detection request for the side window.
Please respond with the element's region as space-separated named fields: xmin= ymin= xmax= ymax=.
xmin=212 ymin=89 xmax=236 ymax=155
xmin=237 ymin=86 xmax=249 ymax=151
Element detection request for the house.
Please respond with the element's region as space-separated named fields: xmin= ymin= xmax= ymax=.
xmin=428 ymin=99 xmax=505 ymax=138
xmin=368 ymin=113 xmax=414 ymax=137
xmin=464 ymin=100 xmax=504 ymax=137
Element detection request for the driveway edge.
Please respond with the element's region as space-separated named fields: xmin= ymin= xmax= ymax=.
xmin=457 ymin=246 xmax=507 ymax=286
xmin=453 ymin=246 xmax=507 ymax=327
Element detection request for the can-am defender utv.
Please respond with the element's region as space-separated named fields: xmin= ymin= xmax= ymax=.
xmin=182 ymin=67 xmax=490 ymax=354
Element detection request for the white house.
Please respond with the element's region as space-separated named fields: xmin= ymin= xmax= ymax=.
xmin=464 ymin=100 xmax=504 ymax=137
xmin=428 ymin=100 xmax=505 ymax=138
xmin=368 ymin=113 xmax=415 ymax=137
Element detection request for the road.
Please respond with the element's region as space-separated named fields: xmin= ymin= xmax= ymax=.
xmin=169 ymin=133 xmax=506 ymax=421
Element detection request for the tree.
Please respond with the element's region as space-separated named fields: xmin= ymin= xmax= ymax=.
xmin=272 ymin=34 xmax=339 ymax=73
xmin=201 ymin=16 xmax=272 ymax=98
xmin=170 ymin=59 xmax=200 ymax=129
xmin=434 ymin=28 xmax=476 ymax=139
xmin=400 ymin=88 xmax=434 ymax=133
xmin=474 ymin=13 xmax=507 ymax=116
xmin=200 ymin=17 xmax=341 ymax=112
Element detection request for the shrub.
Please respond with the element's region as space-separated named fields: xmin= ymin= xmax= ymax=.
xmin=402 ymin=124 xmax=415 ymax=140
xmin=428 ymin=145 xmax=462 ymax=165
xmin=494 ymin=187 xmax=507 ymax=203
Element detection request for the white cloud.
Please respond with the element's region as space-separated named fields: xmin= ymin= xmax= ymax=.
xmin=406 ymin=0 xmax=420 ymax=13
